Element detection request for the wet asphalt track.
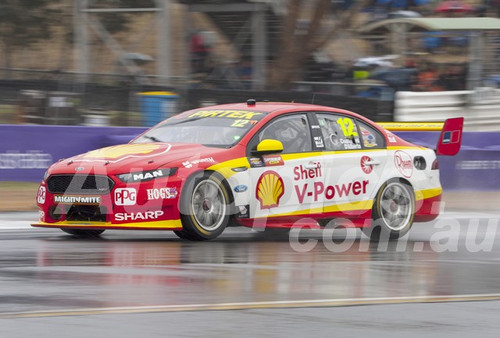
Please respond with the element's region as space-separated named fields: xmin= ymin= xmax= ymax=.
xmin=1 ymin=211 xmax=500 ymax=337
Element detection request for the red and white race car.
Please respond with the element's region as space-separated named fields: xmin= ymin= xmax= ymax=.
xmin=33 ymin=101 xmax=463 ymax=240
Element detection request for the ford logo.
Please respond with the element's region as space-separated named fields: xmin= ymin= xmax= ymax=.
xmin=234 ymin=185 xmax=248 ymax=193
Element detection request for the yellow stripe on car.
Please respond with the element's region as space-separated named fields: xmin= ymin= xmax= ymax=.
xmin=32 ymin=219 xmax=182 ymax=230
xmin=379 ymin=122 xmax=444 ymax=132
xmin=208 ymin=157 xmax=250 ymax=179
xmin=414 ymin=187 xmax=442 ymax=201
xmin=257 ymin=199 xmax=374 ymax=219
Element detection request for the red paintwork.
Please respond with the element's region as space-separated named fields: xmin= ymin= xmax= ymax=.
xmin=34 ymin=102 xmax=450 ymax=232
xmin=40 ymin=142 xmax=242 ymax=225
xmin=436 ymin=117 xmax=464 ymax=156
xmin=414 ymin=194 xmax=442 ymax=222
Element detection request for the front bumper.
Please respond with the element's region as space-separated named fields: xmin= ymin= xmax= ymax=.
xmin=34 ymin=174 xmax=184 ymax=231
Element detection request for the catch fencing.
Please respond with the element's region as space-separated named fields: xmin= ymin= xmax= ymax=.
xmin=395 ymin=88 xmax=500 ymax=131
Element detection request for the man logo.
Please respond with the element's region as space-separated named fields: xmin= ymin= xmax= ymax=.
xmin=256 ymin=170 xmax=284 ymax=209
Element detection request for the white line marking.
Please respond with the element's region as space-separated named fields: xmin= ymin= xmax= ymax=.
xmin=2 ymin=293 xmax=500 ymax=318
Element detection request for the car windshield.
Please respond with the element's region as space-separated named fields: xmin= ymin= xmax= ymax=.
xmin=133 ymin=109 xmax=267 ymax=147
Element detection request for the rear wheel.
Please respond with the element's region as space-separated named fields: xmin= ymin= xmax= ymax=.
xmin=61 ymin=229 xmax=105 ymax=238
xmin=363 ymin=179 xmax=415 ymax=241
xmin=179 ymin=172 xmax=231 ymax=240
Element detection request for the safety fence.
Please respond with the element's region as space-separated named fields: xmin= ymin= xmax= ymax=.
xmin=0 ymin=72 xmax=394 ymax=126
xmin=395 ymin=88 xmax=500 ymax=131
xmin=0 ymin=125 xmax=498 ymax=191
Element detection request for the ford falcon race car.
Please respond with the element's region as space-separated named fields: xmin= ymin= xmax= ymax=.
xmin=33 ymin=101 xmax=463 ymax=240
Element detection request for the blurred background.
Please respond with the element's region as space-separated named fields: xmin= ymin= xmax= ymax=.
xmin=1 ymin=0 xmax=500 ymax=210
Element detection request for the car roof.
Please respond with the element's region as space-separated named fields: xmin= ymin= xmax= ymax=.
xmin=201 ymin=101 xmax=372 ymax=124
xmin=202 ymin=101 xmax=355 ymax=114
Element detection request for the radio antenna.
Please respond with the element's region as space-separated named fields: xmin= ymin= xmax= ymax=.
xmin=311 ymin=93 xmax=316 ymax=105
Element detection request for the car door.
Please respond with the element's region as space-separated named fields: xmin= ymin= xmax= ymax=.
xmin=314 ymin=112 xmax=388 ymax=219
xmin=246 ymin=113 xmax=325 ymax=221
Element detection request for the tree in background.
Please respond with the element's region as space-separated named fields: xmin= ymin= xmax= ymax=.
xmin=91 ymin=0 xmax=156 ymax=34
xmin=72 ymin=0 xmax=157 ymax=74
xmin=0 ymin=0 xmax=156 ymax=71
xmin=0 ymin=1 xmax=61 ymax=68
xmin=268 ymin=0 xmax=369 ymax=90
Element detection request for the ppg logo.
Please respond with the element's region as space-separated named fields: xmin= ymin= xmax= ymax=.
xmin=114 ymin=188 xmax=137 ymax=206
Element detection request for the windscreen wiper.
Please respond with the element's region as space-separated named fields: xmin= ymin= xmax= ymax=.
xmin=142 ymin=135 xmax=163 ymax=142
xmin=168 ymin=116 xmax=206 ymax=125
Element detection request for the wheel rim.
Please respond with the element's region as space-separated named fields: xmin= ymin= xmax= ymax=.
xmin=379 ymin=182 xmax=413 ymax=231
xmin=191 ymin=179 xmax=226 ymax=232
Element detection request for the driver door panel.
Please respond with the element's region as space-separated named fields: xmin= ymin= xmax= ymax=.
xmin=245 ymin=114 xmax=325 ymax=221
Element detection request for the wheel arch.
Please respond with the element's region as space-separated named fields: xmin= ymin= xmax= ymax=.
xmin=385 ymin=177 xmax=414 ymax=191
xmin=365 ymin=176 xmax=416 ymax=240
xmin=179 ymin=169 xmax=236 ymax=216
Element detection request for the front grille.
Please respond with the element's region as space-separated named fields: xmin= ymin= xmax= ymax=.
xmin=66 ymin=205 xmax=107 ymax=222
xmin=47 ymin=175 xmax=114 ymax=194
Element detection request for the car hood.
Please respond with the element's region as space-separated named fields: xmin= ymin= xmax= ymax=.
xmin=49 ymin=142 xmax=232 ymax=176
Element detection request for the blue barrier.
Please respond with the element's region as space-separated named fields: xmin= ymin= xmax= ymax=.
xmin=0 ymin=125 xmax=146 ymax=182
xmin=0 ymin=124 xmax=498 ymax=190
xmin=138 ymin=91 xmax=178 ymax=127
xmin=398 ymin=132 xmax=500 ymax=191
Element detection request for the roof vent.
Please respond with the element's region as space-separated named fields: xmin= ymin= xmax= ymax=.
xmin=246 ymin=99 xmax=256 ymax=106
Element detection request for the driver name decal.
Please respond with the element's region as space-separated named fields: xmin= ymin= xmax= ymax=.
xmin=188 ymin=110 xmax=263 ymax=120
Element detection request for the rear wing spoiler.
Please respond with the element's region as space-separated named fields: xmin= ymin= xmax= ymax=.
xmin=379 ymin=118 xmax=464 ymax=156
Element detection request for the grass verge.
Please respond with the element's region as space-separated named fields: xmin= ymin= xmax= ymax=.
xmin=0 ymin=182 xmax=39 ymax=212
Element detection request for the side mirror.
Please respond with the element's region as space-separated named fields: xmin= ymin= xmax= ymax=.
xmin=253 ymin=139 xmax=283 ymax=155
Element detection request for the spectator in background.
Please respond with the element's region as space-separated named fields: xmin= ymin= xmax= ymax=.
xmin=237 ymin=56 xmax=252 ymax=88
xmin=413 ymin=62 xmax=440 ymax=91
xmin=423 ymin=32 xmax=442 ymax=54
xmin=190 ymin=30 xmax=212 ymax=75
xmin=485 ymin=0 xmax=500 ymax=17
xmin=436 ymin=64 xmax=467 ymax=91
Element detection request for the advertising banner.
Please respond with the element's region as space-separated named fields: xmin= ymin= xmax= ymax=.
xmin=1 ymin=125 xmax=499 ymax=190
xmin=399 ymin=131 xmax=500 ymax=191
xmin=0 ymin=125 xmax=145 ymax=182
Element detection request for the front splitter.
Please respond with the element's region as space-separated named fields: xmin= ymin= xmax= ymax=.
xmin=31 ymin=219 xmax=183 ymax=231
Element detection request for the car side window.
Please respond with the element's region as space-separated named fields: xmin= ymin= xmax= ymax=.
xmin=257 ymin=114 xmax=312 ymax=154
xmin=316 ymin=114 xmax=362 ymax=151
xmin=357 ymin=120 xmax=386 ymax=149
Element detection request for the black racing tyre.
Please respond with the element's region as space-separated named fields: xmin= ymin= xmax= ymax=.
xmin=263 ymin=227 xmax=290 ymax=238
xmin=173 ymin=230 xmax=200 ymax=241
xmin=362 ymin=179 xmax=415 ymax=241
xmin=179 ymin=172 xmax=232 ymax=241
xmin=61 ymin=229 xmax=105 ymax=238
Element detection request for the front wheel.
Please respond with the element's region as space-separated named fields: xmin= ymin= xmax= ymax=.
xmin=363 ymin=180 xmax=415 ymax=241
xmin=179 ymin=173 xmax=231 ymax=240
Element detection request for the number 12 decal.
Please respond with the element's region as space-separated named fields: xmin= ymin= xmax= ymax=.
xmin=231 ymin=119 xmax=249 ymax=128
xmin=337 ymin=117 xmax=358 ymax=137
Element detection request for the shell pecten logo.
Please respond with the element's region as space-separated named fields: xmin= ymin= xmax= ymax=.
xmin=256 ymin=170 xmax=284 ymax=209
